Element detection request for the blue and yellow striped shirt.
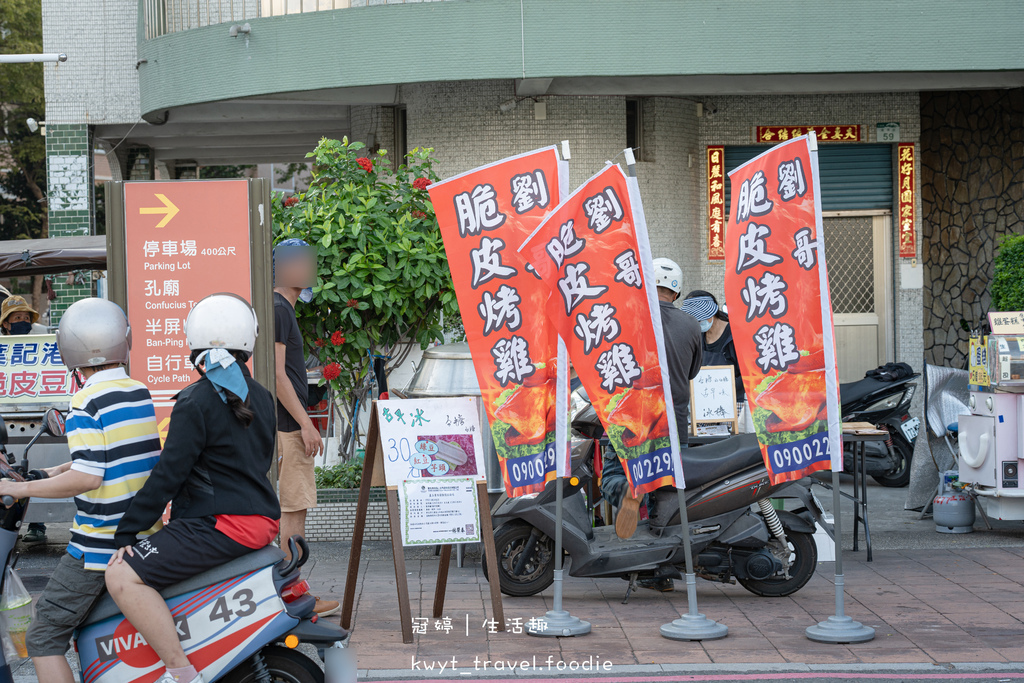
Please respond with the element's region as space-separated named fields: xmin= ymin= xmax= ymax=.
xmin=66 ymin=367 xmax=163 ymax=570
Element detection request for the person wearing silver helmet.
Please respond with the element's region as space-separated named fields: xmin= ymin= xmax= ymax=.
xmin=105 ymin=293 xmax=280 ymax=683
xmin=0 ymin=298 xmax=163 ymax=683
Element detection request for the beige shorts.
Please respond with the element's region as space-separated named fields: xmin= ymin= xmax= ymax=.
xmin=278 ymin=430 xmax=317 ymax=513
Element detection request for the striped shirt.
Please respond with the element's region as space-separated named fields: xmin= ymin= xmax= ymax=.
xmin=66 ymin=368 xmax=163 ymax=570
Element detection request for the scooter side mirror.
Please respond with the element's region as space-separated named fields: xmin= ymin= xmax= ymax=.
xmin=43 ymin=409 xmax=66 ymax=438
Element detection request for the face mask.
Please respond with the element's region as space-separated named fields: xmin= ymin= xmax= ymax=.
xmin=700 ymin=319 xmax=713 ymax=333
xmin=8 ymin=321 xmax=32 ymax=335
xmin=298 ymin=287 xmax=314 ymax=304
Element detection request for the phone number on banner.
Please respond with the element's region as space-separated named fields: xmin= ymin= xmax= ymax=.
xmin=625 ymin=447 xmax=673 ymax=490
xmin=767 ymin=432 xmax=830 ymax=475
xmin=505 ymin=445 xmax=556 ymax=490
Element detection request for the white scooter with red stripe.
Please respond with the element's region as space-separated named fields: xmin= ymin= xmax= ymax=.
xmin=0 ymin=410 xmax=350 ymax=683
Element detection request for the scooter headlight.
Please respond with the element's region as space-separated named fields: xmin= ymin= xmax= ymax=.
xmin=863 ymin=393 xmax=903 ymax=413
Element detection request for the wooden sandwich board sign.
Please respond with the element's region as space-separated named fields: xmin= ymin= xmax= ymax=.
xmin=340 ymin=398 xmax=505 ymax=643
xmin=690 ymin=365 xmax=738 ymax=436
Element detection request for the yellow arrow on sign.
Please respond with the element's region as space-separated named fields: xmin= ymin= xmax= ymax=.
xmin=139 ymin=193 xmax=179 ymax=228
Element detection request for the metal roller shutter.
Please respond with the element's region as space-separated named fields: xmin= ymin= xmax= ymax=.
xmin=724 ymin=144 xmax=893 ymax=214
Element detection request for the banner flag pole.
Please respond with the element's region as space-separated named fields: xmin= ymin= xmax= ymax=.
xmin=528 ymin=142 xmax=589 ymax=638
xmin=805 ymin=131 xmax=874 ymax=644
xmin=623 ymin=147 xmax=728 ymax=642
xmin=528 ymin=336 xmax=591 ymax=637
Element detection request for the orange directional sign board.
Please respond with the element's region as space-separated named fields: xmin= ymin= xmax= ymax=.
xmin=123 ymin=180 xmax=252 ymax=439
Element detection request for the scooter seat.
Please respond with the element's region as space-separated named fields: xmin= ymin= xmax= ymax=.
xmin=682 ymin=433 xmax=763 ymax=489
xmin=80 ymin=545 xmax=286 ymax=628
xmin=839 ymin=377 xmax=892 ymax=406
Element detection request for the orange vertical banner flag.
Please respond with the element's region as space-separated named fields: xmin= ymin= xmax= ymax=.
xmin=521 ymin=163 xmax=682 ymax=498
xmin=429 ymin=148 xmax=568 ymax=497
xmin=724 ymin=135 xmax=842 ymax=485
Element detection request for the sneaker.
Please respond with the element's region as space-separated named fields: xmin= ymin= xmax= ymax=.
xmin=638 ymin=577 xmax=674 ymax=592
xmin=314 ymin=596 xmax=340 ymax=617
xmin=156 ymin=673 xmax=204 ymax=683
xmin=21 ymin=528 xmax=46 ymax=546
xmin=615 ymin=491 xmax=640 ymax=539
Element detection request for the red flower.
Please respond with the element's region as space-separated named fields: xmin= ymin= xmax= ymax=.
xmin=314 ymin=338 xmax=325 ymax=348
xmin=412 ymin=177 xmax=430 ymax=190
xmin=411 ymin=210 xmax=428 ymax=219
xmin=346 ymin=298 xmax=359 ymax=308
xmin=323 ymin=362 xmax=341 ymax=381
xmin=283 ymin=196 xmax=299 ymax=207
xmin=356 ymin=157 xmax=373 ymax=172
xmin=331 ymin=331 xmax=346 ymax=346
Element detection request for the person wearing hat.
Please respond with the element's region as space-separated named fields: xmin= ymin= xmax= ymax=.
xmin=0 ymin=295 xmax=50 ymax=545
xmin=682 ymin=290 xmax=753 ymax=433
xmin=0 ymin=295 xmax=44 ymax=337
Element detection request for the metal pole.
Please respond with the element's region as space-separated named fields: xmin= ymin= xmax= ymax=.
xmin=527 ymin=476 xmax=590 ymax=637
xmin=806 ymin=469 xmax=874 ymax=642
xmin=660 ymin=486 xmax=728 ymax=640
xmin=0 ymin=54 xmax=67 ymax=63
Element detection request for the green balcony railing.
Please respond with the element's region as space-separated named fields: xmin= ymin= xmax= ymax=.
xmin=142 ymin=0 xmax=443 ymax=39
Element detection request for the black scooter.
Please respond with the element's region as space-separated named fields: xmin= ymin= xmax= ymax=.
xmin=486 ymin=395 xmax=832 ymax=601
xmin=840 ymin=374 xmax=920 ymax=487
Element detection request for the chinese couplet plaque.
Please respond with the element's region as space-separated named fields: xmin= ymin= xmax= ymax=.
xmin=521 ymin=163 xmax=682 ymax=498
xmin=429 ymin=148 xmax=569 ymax=497
xmin=123 ymin=180 xmax=252 ymax=438
xmin=707 ymin=146 xmax=726 ymax=261
xmin=897 ymin=143 xmax=917 ymax=258
xmin=724 ymin=134 xmax=841 ymax=485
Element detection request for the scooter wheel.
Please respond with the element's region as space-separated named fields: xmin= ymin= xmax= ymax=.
xmin=871 ymin=432 xmax=913 ymax=488
xmin=220 ymin=645 xmax=324 ymax=683
xmin=484 ymin=521 xmax=554 ymax=597
xmin=736 ymin=531 xmax=817 ymax=598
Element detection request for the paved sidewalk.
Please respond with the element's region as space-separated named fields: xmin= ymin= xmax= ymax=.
xmin=309 ymin=544 xmax=1024 ymax=673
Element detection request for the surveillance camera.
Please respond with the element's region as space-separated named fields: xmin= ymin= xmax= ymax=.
xmin=25 ymin=118 xmax=38 ymax=133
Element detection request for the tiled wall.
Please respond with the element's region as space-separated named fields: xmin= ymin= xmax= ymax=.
xmin=45 ymin=123 xmax=94 ymax=323
xmin=305 ymin=488 xmax=392 ymax=542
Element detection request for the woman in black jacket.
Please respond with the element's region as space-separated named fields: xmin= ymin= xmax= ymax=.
xmin=105 ymin=294 xmax=281 ymax=683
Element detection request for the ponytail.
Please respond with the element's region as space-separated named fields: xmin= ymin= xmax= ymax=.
xmin=224 ymin=390 xmax=255 ymax=428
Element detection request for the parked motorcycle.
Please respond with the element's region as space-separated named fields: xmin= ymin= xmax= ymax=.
xmin=485 ymin=392 xmax=832 ymax=600
xmin=840 ymin=374 xmax=920 ymax=487
xmin=0 ymin=409 xmax=348 ymax=683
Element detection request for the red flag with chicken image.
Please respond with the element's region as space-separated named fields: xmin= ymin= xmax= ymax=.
xmin=520 ymin=163 xmax=682 ymax=498
xmin=724 ymin=133 xmax=842 ymax=485
xmin=429 ymin=147 xmax=570 ymax=497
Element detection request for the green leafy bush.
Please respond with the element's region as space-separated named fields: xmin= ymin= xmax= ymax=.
xmin=314 ymin=460 xmax=364 ymax=490
xmin=991 ymin=234 xmax=1024 ymax=313
xmin=273 ymin=138 xmax=459 ymax=456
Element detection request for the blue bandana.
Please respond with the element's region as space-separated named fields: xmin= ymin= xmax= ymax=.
xmin=196 ymin=349 xmax=249 ymax=404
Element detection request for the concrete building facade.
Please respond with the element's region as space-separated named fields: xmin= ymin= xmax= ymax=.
xmin=39 ymin=0 xmax=1024 ymax=382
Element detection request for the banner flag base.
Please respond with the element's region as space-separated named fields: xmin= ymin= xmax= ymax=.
xmin=527 ymin=478 xmax=591 ymax=638
xmin=806 ymin=612 xmax=875 ymax=644
xmin=526 ymin=572 xmax=592 ymax=637
xmin=661 ymin=488 xmax=728 ymax=641
xmin=806 ymin=470 xmax=874 ymax=644
xmin=660 ymin=573 xmax=729 ymax=641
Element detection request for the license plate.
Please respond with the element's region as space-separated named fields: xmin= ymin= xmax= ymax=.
xmin=901 ymin=417 xmax=921 ymax=442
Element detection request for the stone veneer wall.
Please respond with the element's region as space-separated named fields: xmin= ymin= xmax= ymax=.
xmin=920 ymin=89 xmax=1024 ymax=366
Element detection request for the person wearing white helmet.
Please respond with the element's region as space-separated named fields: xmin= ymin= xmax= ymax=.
xmin=105 ymin=294 xmax=280 ymax=683
xmin=0 ymin=298 xmax=163 ymax=683
xmin=599 ymin=257 xmax=703 ymax=590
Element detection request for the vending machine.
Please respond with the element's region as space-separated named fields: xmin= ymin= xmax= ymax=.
xmin=959 ymin=335 xmax=1024 ymax=519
